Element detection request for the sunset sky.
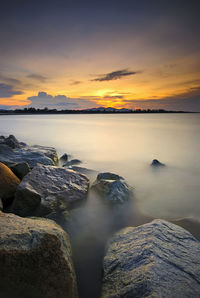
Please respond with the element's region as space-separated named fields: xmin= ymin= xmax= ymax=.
xmin=0 ymin=0 xmax=200 ymax=111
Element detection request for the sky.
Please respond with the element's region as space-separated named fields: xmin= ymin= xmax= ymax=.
xmin=0 ymin=0 xmax=200 ymax=111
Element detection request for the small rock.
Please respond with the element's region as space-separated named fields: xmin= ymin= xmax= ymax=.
xmin=10 ymin=162 xmax=31 ymax=179
xmin=63 ymin=159 xmax=82 ymax=167
xmin=0 ymin=134 xmax=22 ymax=149
xmin=102 ymin=219 xmax=200 ymax=298
xmin=92 ymin=172 xmax=133 ymax=203
xmin=151 ymin=159 xmax=165 ymax=167
xmin=0 ymin=162 xmax=20 ymax=205
xmin=60 ymin=153 xmax=68 ymax=161
xmin=68 ymin=166 xmax=97 ymax=175
xmin=0 ymin=211 xmax=78 ymax=298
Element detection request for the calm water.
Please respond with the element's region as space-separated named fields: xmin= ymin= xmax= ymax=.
xmin=1 ymin=113 xmax=200 ymax=297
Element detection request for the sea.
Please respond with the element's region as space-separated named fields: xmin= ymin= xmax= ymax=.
xmin=1 ymin=113 xmax=200 ymax=297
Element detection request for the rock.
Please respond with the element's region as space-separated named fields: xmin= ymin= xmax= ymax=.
xmin=68 ymin=166 xmax=97 ymax=175
xmin=0 ymin=198 xmax=3 ymax=210
xmin=63 ymin=159 xmax=82 ymax=167
xmin=12 ymin=165 xmax=89 ymax=217
xmin=97 ymin=172 xmax=123 ymax=181
xmin=60 ymin=153 xmax=69 ymax=161
xmin=10 ymin=162 xmax=31 ymax=179
xmin=151 ymin=159 xmax=165 ymax=167
xmin=101 ymin=219 xmax=200 ymax=298
xmin=92 ymin=172 xmax=133 ymax=203
xmin=0 ymin=162 xmax=20 ymax=206
xmin=0 ymin=211 xmax=77 ymax=298
xmin=0 ymin=142 xmax=58 ymax=168
xmin=0 ymin=134 xmax=22 ymax=149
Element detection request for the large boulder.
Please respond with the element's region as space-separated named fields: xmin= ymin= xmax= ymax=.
xmin=0 ymin=162 xmax=20 ymax=206
xmin=92 ymin=172 xmax=133 ymax=203
xmin=101 ymin=219 xmax=200 ymax=298
xmin=0 ymin=211 xmax=77 ymax=298
xmin=12 ymin=165 xmax=89 ymax=217
xmin=0 ymin=135 xmax=58 ymax=168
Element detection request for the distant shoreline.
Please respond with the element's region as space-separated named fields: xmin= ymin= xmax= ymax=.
xmin=0 ymin=109 xmax=197 ymax=116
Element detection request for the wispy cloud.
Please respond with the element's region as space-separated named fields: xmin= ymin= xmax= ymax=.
xmin=91 ymin=69 xmax=141 ymax=82
xmin=70 ymin=80 xmax=82 ymax=85
xmin=27 ymin=74 xmax=47 ymax=82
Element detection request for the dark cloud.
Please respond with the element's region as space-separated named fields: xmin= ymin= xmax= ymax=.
xmin=0 ymin=83 xmax=23 ymax=98
xmin=91 ymin=69 xmax=141 ymax=82
xmin=27 ymin=74 xmax=47 ymax=82
xmin=0 ymin=75 xmax=21 ymax=85
xmin=103 ymin=95 xmax=124 ymax=99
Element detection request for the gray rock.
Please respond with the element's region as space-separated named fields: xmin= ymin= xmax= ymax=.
xmin=151 ymin=159 xmax=165 ymax=167
xmin=63 ymin=159 xmax=82 ymax=167
xmin=60 ymin=153 xmax=69 ymax=161
xmin=67 ymin=166 xmax=97 ymax=175
xmin=10 ymin=162 xmax=31 ymax=179
xmin=12 ymin=165 xmax=89 ymax=217
xmin=102 ymin=219 xmax=200 ymax=298
xmin=92 ymin=172 xmax=133 ymax=203
xmin=0 ymin=134 xmax=22 ymax=149
xmin=0 ymin=142 xmax=58 ymax=168
xmin=0 ymin=198 xmax=3 ymax=210
xmin=0 ymin=211 xmax=78 ymax=298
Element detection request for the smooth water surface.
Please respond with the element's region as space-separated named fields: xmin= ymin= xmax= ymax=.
xmin=1 ymin=113 xmax=200 ymax=297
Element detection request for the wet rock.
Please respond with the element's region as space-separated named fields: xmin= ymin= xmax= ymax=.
xmin=68 ymin=166 xmax=97 ymax=175
xmin=0 ymin=211 xmax=78 ymax=298
xmin=92 ymin=172 xmax=133 ymax=203
xmin=102 ymin=219 xmax=200 ymax=298
xmin=151 ymin=159 xmax=165 ymax=167
xmin=0 ymin=134 xmax=22 ymax=149
xmin=10 ymin=162 xmax=31 ymax=179
xmin=0 ymin=198 xmax=3 ymax=211
xmin=63 ymin=159 xmax=82 ymax=167
xmin=0 ymin=162 xmax=20 ymax=206
xmin=0 ymin=142 xmax=58 ymax=168
xmin=12 ymin=165 xmax=89 ymax=217
xmin=60 ymin=153 xmax=69 ymax=161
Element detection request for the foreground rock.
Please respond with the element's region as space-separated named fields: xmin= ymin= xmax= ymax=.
xmin=12 ymin=165 xmax=89 ymax=217
xmin=0 ymin=211 xmax=77 ymax=298
xmin=151 ymin=159 xmax=165 ymax=167
xmin=10 ymin=162 xmax=30 ymax=179
xmin=102 ymin=219 xmax=200 ymax=298
xmin=0 ymin=162 xmax=20 ymax=206
xmin=0 ymin=135 xmax=58 ymax=168
xmin=92 ymin=172 xmax=133 ymax=203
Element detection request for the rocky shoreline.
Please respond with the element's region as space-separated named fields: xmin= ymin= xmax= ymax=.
xmin=0 ymin=135 xmax=200 ymax=298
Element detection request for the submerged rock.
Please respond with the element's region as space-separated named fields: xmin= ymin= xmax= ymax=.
xmin=67 ymin=165 xmax=97 ymax=175
xmin=60 ymin=153 xmax=69 ymax=161
xmin=10 ymin=162 xmax=31 ymax=179
xmin=101 ymin=219 xmax=200 ymax=298
xmin=0 ymin=211 xmax=77 ymax=298
xmin=92 ymin=172 xmax=133 ymax=203
xmin=12 ymin=165 xmax=89 ymax=217
xmin=63 ymin=159 xmax=82 ymax=167
xmin=151 ymin=159 xmax=165 ymax=167
xmin=0 ymin=162 xmax=20 ymax=206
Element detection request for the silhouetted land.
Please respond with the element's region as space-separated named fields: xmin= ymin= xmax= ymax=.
xmin=0 ymin=107 xmax=192 ymax=115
